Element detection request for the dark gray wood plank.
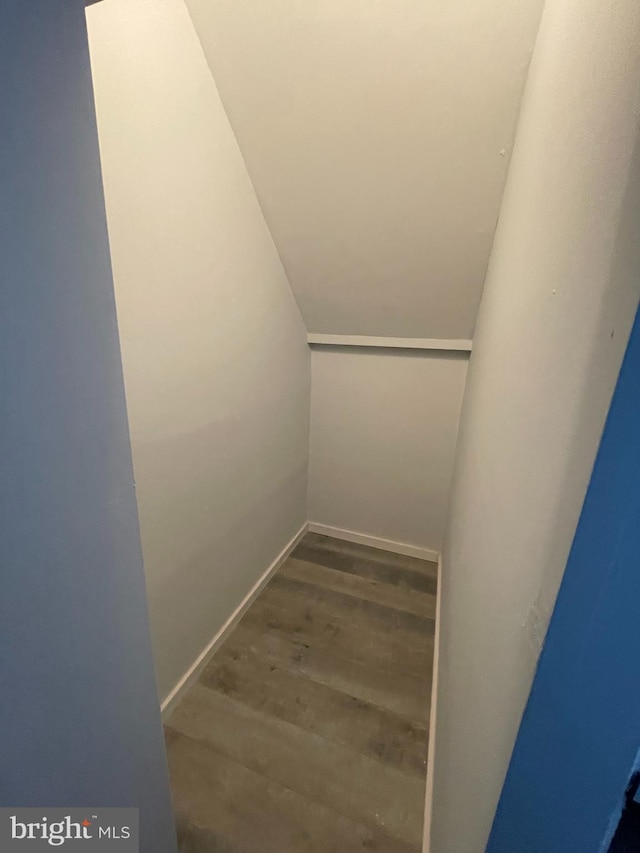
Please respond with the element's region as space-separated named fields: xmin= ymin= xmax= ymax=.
xmin=199 ymin=643 xmax=429 ymax=777
xmin=226 ymin=622 xmax=432 ymax=722
xmin=293 ymin=540 xmax=437 ymax=595
xmin=302 ymin=532 xmax=438 ymax=578
xmin=166 ymin=729 xmax=421 ymax=853
xmin=167 ymin=684 xmax=426 ymax=847
xmin=280 ymin=557 xmax=437 ymax=619
xmin=243 ymin=585 xmax=434 ymax=676
xmin=268 ymin=572 xmax=435 ymax=637
xmin=165 ymin=534 xmax=435 ymax=852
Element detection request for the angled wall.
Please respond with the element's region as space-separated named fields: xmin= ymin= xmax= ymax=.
xmin=185 ymin=0 xmax=545 ymax=339
xmin=430 ymin=0 xmax=640 ymax=848
xmin=86 ymin=0 xmax=310 ymax=702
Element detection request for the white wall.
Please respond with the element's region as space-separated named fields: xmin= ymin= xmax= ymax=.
xmin=430 ymin=0 xmax=640 ymax=849
xmin=86 ymin=0 xmax=310 ymax=702
xmin=309 ymin=348 xmax=468 ymax=556
xmin=185 ymin=0 xmax=544 ymax=339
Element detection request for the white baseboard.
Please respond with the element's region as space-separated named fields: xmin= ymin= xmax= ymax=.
xmin=307 ymin=522 xmax=439 ymax=563
xmin=423 ymin=555 xmax=442 ymax=852
xmin=160 ymin=522 xmax=308 ymax=720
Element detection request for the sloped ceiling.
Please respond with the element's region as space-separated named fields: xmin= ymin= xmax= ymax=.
xmin=186 ymin=0 xmax=544 ymax=339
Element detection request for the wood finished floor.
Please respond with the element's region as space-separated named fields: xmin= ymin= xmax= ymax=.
xmin=165 ymin=532 xmax=437 ymax=853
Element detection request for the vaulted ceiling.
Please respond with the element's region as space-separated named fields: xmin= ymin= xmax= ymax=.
xmin=186 ymin=0 xmax=544 ymax=339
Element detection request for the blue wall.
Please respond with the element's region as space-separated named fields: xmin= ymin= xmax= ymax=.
xmin=487 ymin=302 xmax=640 ymax=852
xmin=0 ymin=2 xmax=176 ymax=850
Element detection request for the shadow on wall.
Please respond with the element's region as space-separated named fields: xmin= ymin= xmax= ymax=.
xmin=131 ymin=422 xmax=308 ymax=702
xmin=531 ymin=118 xmax=640 ymax=630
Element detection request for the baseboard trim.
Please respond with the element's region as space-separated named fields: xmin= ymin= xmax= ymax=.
xmin=423 ymin=555 xmax=442 ymax=852
xmin=307 ymin=522 xmax=439 ymax=563
xmin=160 ymin=522 xmax=308 ymax=720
